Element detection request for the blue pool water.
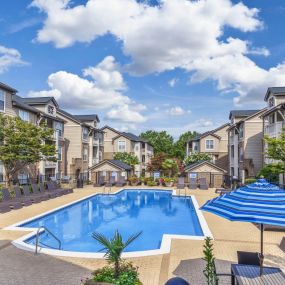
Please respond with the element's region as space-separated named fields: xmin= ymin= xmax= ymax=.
xmin=21 ymin=190 xmax=204 ymax=252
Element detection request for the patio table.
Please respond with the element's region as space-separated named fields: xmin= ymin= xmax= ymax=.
xmin=231 ymin=264 xmax=285 ymax=285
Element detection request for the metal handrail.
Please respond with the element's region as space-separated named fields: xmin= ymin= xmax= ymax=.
xmin=35 ymin=226 xmax=62 ymax=254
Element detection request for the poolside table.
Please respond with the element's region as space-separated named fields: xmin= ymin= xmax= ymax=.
xmin=231 ymin=264 xmax=285 ymax=285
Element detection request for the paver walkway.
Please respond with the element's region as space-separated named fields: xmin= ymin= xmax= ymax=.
xmin=0 ymin=186 xmax=284 ymax=285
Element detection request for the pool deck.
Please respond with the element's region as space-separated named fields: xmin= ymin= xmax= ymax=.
xmin=0 ymin=186 xmax=284 ymax=285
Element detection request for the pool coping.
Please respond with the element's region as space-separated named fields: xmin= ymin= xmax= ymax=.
xmin=4 ymin=188 xmax=213 ymax=258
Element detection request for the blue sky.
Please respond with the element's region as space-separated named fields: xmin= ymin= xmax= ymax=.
xmin=1 ymin=0 xmax=285 ymax=138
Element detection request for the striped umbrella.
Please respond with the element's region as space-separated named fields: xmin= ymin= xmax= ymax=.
xmin=201 ymin=179 xmax=285 ymax=275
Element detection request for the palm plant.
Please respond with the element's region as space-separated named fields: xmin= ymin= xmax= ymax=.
xmin=92 ymin=230 xmax=142 ymax=278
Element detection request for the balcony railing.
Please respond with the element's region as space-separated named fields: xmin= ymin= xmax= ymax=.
xmin=264 ymin=122 xmax=285 ymax=137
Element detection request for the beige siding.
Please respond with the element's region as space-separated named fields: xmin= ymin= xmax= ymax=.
xmin=14 ymin=107 xmax=37 ymax=124
xmin=200 ymin=135 xmax=220 ymax=153
xmin=3 ymin=91 xmax=17 ymax=117
xmin=189 ymin=164 xmax=224 ymax=173
xmin=113 ymin=136 xmax=132 ymax=153
xmin=92 ymin=163 xmax=121 ymax=172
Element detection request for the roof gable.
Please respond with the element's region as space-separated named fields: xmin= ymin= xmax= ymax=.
xmin=264 ymin=87 xmax=285 ymax=101
xmin=89 ymin=159 xmax=132 ymax=171
xmin=21 ymin=97 xmax=59 ymax=108
xmin=229 ymin=110 xmax=260 ymax=120
xmin=73 ymin=114 xmax=100 ymax=123
xmin=185 ymin=160 xmax=227 ymax=173
xmin=0 ymin=82 xmax=17 ymax=93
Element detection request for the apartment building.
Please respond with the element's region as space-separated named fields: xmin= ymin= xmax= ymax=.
xmin=228 ymin=109 xmax=266 ymax=181
xmin=261 ymin=87 xmax=285 ymax=164
xmin=186 ymin=123 xmax=230 ymax=171
xmin=57 ymin=110 xmax=103 ymax=178
xmin=101 ymin=126 xmax=154 ymax=176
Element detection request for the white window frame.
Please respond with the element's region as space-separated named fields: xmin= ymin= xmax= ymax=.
xmin=118 ymin=140 xmax=126 ymax=152
xmin=55 ymin=121 xmax=64 ymax=137
xmin=205 ymin=139 xmax=214 ymax=150
xmin=83 ymin=147 xmax=88 ymax=161
xmin=0 ymin=90 xmax=5 ymax=112
xmin=82 ymin=127 xmax=89 ymax=141
xmin=19 ymin=109 xmax=30 ymax=122
xmin=57 ymin=145 xmax=62 ymax=161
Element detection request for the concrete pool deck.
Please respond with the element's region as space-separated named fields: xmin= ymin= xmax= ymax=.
xmin=0 ymin=185 xmax=284 ymax=285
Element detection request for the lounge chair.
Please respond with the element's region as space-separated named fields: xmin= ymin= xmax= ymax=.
xmin=188 ymin=178 xmax=197 ymax=189
xmin=199 ymin=177 xmax=208 ymax=190
xmin=39 ymin=183 xmax=57 ymax=198
xmin=22 ymin=185 xmax=42 ymax=203
xmin=94 ymin=176 xmax=106 ymax=187
xmin=105 ymin=176 xmax=116 ymax=187
xmin=176 ymin=177 xmax=186 ymax=189
xmin=46 ymin=181 xmax=66 ymax=196
xmin=31 ymin=184 xmax=50 ymax=201
xmin=237 ymin=251 xmax=260 ymax=266
xmin=13 ymin=186 xmax=33 ymax=206
xmin=0 ymin=188 xmax=23 ymax=209
xmin=115 ymin=176 xmax=127 ymax=187
xmin=53 ymin=181 xmax=73 ymax=194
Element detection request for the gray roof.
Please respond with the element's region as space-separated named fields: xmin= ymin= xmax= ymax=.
xmin=185 ymin=160 xmax=227 ymax=172
xmin=264 ymin=87 xmax=285 ymax=101
xmin=229 ymin=110 xmax=260 ymax=120
xmin=73 ymin=114 xmax=100 ymax=123
xmin=109 ymin=160 xmax=132 ymax=170
xmin=12 ymin=95 xmax=40 ymax=114
xmin=21 ymin=97 xmax=59 ymax=108
xmin=0 ymin=82 xmax=17 ymax=93
xmin=58 ymin=109 xmax=81 ymax=123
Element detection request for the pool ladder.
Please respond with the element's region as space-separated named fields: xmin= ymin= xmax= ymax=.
xmin=35 ymin=226 xmax=62 ymax=254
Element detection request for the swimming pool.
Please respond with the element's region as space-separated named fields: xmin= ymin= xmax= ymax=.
xmin=7 ymin=189 xmax=212 ymax=257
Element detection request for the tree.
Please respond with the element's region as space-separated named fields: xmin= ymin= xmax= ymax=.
xmin=92 ymin=230 xmax=142 ymax=278
xmin=162 ymin=158 xmax=178 ymax=177
xmin=173 ymin=131 xmax=199 ymax=160
xmin=113 ymin=152 xmax=139 ymax=167
xmin=257 ymin=163 xmax=285 ymax=183
xmin=184 ymin=152 xmax=212 ymax=165
xmin=140 ymin=130 xmax=174 ymax=156
xmin=203 ymin=237 xmax=218 ymax=285
xmin=147 ymin=152 xmax=167 ymax=172
xmin=0 ymin=114 xmax=56 ymax=183
xmin=264 ymin=128 xmax=285 ymax=163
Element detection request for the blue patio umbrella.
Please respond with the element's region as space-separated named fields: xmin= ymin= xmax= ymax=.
xmin=201 ymin=179 xmax=285 ymax=275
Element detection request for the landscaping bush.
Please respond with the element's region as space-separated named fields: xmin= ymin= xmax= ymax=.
xmin=257 ymin=163 xmax=284 ymax=183
xmin=244 ymin=178 xmax=257 ymax=185
xmin=147 ymin=180 xmax=157 ymax=186
xmin=85 ymin=262 xmax=142 ymax=285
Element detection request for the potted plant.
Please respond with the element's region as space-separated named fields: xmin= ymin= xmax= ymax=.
xmin=164 ymin=177 xmax=174 ymax=187
xmin=159 ymin=177 xmax=165 ymax=186
xmin=128 ymin=176 xmax=140 ymax=186
xmin=83 ymin=230 xmax=142 ymax=285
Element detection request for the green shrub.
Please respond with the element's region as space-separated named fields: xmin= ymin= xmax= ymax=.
xmin=87 ymin=262 xmax=142 ymax=285
xmin=147 ymin=180 xmax=157 ymax=186
xmin=257 ymin=163 xmax=284 ymax=183
xmin=244 ymin=178 xmax=257 ymax=185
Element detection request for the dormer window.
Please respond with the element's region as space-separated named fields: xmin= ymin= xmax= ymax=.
xmin=47 ymin=105 xmax=55 ymax=115
xmin=268 ymin=97 xmax=275 ymax=108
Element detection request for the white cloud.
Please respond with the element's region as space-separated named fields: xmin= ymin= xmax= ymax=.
xmin=30 ymin=0 xmax=285 ymax=105
xmin=0 ymin=45 xmax=27 ymax=73
xmin=167 ymin=106 xmax=191 ymax=116
xmin=106 ymin=104 xmax=147 ymax=123
xmin=28 ymin=56 xmax=146 ymax=124
xmin=168 ymin=78 xmax=178 ymax=87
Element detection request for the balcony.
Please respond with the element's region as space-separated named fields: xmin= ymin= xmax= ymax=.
xmin=264 ymin=122 xmax=285 ymax=138
xmin=45 ymin=160 xmax=57 ymax=168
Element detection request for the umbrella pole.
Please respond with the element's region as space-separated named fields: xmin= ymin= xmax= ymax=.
xmin=260 ymin=223 xmax=264 ymax=276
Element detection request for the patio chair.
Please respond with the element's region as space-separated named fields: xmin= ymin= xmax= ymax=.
xmin=237 ymin=251 xmax=260 ymax=266
xmin=188 ymin=178 xmax=197 ymax=189
xmin=13 ymin=186 xmax=33 ymax=206
xmin=0 ymin=188 xmax=23 ymax=209
xmin=165 ymin=277 xmax=190 ymax=285
xmin=199 ymin=177 xmax=209 ymax=190
xmin=177 ymin=177 xmax=186 ymax=189
xmin=105 ymin=176 xmax=116 ymax=187
xmin=22 ymin=185 xmax=42 ymax=203
xmin=94 ymin=176 xmax=105 ymax=187
xmin=46 ymin=181 xmax=66 ymax=196
xmin=52 ymin=181 xmax=73 ymax=194
xmin=115 ymin=176 xmax=127 ymax=187
xmin=39 ymin=183 xmax=57 ymax=199
xmin=213 ymin=260 xmax=235 ymax=285
xmin=31 ymin=184 xmax=50 ymax=201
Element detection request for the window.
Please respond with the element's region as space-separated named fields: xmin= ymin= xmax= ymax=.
xmin=19 ymin=110 xmax=29 ymax=122
xmin=205 ymin=139 xmax=214 ymax=150
xmin=55 ymin=121 xmax=64 ymax=137
xmin=57 ymin=145 xmax=62 ymax=161
xmin=118 ymin=141 xmax=126 ymax=152
xmin=239 ymin=125 xmax=244 ymax=138
xmin=82 ymin=127 xmax=89 ymax=140
xmin=231 ymin=145 xmax=234 ymax=158
xmin=268 ymin=97 xmax=275 ymax=108
xmin=142 ymin=155 xmax=145 ymax=163
xmin=0 ymin=90 xmax=5 ymax=111
xmin=83 ymin=147 xmax=88 ymax=161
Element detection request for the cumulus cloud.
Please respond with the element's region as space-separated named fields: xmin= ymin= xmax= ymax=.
xmin=30 ymin=0 xmax=285 ymax=105
xmin=0 ymin=45 xmax=27 ymax=73
xmin=167 ymin=106 xmax=191 ymax=116
xmin=28 ymin=56 xmax=146 ymax=124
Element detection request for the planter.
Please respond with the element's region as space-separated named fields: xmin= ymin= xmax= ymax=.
xmin=130 ymin=181 xmax=140 ymax=186
xmin=165 ymin=182 xmax=174 ymax=187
